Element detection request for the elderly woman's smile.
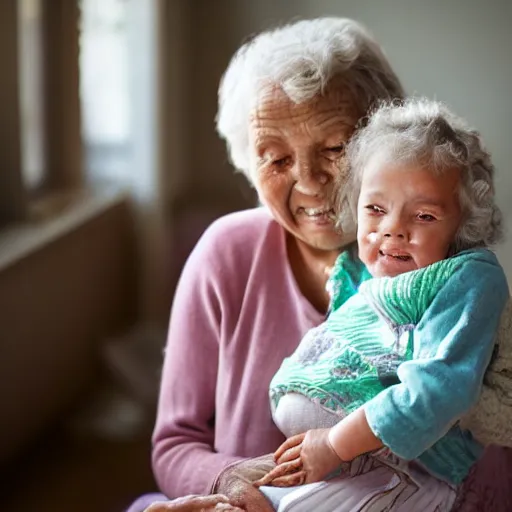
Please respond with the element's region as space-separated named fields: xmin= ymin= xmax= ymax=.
xmin=249 ymin=87 xmax=358 ymax=251
xmin=295 ymin=206 xmax=336 ymax=231
xmin=297 ymin=206 xmax=336 ymax=219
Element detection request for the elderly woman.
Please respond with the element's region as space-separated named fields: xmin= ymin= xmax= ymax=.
xmin=125 ymin=16 xmax=512 ymax=512
xmin=126 ymin=16 xmax=404 ymax=512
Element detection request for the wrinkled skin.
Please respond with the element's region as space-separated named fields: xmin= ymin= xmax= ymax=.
xmin=143 ymin=494 xmax=243 ymax=512
xmin=213 ymin=455 xmax=276 ymax=512
xmin=218 ymin=479 xmax=274 ymax=512
xmin=249 ymin=85 xmax=359 ymax=254
xmin=249 ymin=85 xmax=360 ymax=312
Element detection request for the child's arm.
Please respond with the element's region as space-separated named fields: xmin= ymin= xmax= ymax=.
xmin=362 ymin=255 xmax=508 ymax=462
xmin=327 ymin=407 xmax=382 ymax=461
xmin=256 ymin=254 xmax=508 ymax=487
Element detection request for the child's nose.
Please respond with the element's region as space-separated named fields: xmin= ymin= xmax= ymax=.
xmin=382 ymin=215 xmax=406 ymax=238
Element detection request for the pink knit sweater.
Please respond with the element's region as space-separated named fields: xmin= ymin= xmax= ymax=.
xmin=152 ymin=207 xmax=325 ymax=498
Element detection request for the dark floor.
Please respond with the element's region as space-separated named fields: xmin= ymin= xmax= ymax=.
xmin=0 ymin=414 xmax=157 ymax=512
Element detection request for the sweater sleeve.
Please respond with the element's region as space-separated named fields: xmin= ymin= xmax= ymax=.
xmin=151 ymin=222 xmax=244 ymax=498
xmin=364 ymin=256 xmax=509 ymax=460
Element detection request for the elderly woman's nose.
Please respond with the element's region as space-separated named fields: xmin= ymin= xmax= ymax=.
xmin=292 ymin=158 xmax=330 ymax=195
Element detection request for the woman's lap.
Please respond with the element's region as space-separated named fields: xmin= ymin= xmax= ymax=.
xmin=260 ymin=450 xmax=456 ymax=512
xmin=123 ymin=445 xmax=512 ymax=511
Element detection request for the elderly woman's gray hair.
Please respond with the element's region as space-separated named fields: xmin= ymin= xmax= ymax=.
xmin=343 ymin=97 xmax=503 ymax=252
xmin=216 ymin=17 xmax=404 ymax=179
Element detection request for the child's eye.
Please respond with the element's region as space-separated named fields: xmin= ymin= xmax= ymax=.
xmin=418 ymin=213 xmax=436 ymax=222
xmin=365 ymin=205 xmax=385 ymax=214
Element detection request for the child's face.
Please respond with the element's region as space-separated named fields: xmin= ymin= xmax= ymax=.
xmin=357 ymin=162 xmax=462 ymax=278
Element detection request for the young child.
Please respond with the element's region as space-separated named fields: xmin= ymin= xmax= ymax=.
xmin=254 ymin=98 xmax=509 ymax=511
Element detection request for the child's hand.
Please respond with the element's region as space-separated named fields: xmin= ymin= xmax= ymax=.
xmin=253 ymin=428 xmax=343 ymax=487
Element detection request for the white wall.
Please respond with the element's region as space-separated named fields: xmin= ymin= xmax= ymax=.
xmin=191 ymin=0 xmax=512 ymax=277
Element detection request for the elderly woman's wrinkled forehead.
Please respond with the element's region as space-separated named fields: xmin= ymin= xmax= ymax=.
xmin=247 ymin=85 xmax=362 ymax=181
xmin=249 ymin=82 xmax=361 ymax=127
xmin=216 ymin=17 xmax=404 ymax=178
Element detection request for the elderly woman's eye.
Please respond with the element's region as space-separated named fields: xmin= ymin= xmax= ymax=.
xmin=273 ymin=156 xmax=291 ymax=167
xmin=324 ymin=144 xmax=345 ymax=157
xmin=326 ymin=144 xmax=345 ymax=153
xmin=322 ymin=144 xmax=345 ymax=162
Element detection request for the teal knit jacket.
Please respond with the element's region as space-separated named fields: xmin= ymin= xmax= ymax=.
xmin=270 ymin=248 xmax=509 ymax=484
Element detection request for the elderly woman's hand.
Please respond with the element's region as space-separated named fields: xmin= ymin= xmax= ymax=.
xmin=254 ymin=428 xmax=343 ymax=487
xmin=212 ymin=455 xmax=276 ymax=512
xmin=218 ymin=479 xmax=274 ymax=512
xmin=143 ymin=494 xmax=244 ymax=512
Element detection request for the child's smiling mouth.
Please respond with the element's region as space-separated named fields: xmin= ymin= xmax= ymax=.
xmin=378 ymin=250 xmax=412 ymax=262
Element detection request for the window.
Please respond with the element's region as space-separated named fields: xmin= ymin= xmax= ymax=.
xmin=79 ymin=0 xmax=132 ymax=186
xmin=1 ymin=0 xmax=82 ymax=225
xmin=19 ymin=0 xmax=46 ymax=190
xmin=0 ymin=0 xmax=27 ymax=225
xmin=0 ymin=0 xmax=160 ymax=229
xmin=0 ymin=0 xmax=129 ymax=227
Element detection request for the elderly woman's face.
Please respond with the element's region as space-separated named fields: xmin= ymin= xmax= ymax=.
xmin=249 ymin=87 xmax=359 ymax=252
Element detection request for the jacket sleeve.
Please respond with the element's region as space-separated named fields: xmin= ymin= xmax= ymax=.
xmin=364 ymin=257 xmax=509 ymax=460
xmin=151 ymin=224 xmax=243 ymax=498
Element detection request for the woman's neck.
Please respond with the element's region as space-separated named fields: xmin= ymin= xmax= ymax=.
xmin=287 ymin=235 xmax=348 ymax=314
